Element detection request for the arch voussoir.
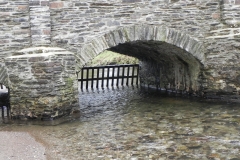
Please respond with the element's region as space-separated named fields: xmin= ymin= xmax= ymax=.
xmin=143 ymin=25 xmax=155 ymax=41
xmin=173 ymin=31 xmax=182 ymax=47
xmin=91 ymin=38 xmax=105 ymax=54
xmin=179 ymin=33 xmax=190 ymax=49
xmin=112 ymin=29 xmax=125 ymax=45
xmin=81 ymin=43 xmax=97 ymax=63
xmin=121 ymin=25 xmax=135 ymax=42
xmin=154 ymin=26 xmax=167 ymax=42
xmin=116 ymin=28 xmax=127 ymax=44
xmin=133 ymin=25 xmax=145 ymax=41
xmin=165 ymin=28 xmax=178 ymax=46
xmin=184 ymin=38 xmax=205 ymax=64
xmin=104 ymin=32 xmax=117 ymax=48
xmin=97 ymin=36 xmax=110 ymax=52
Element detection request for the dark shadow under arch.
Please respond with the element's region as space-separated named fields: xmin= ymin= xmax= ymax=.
xmin=78 ymin=24 xmax=206 ymax=94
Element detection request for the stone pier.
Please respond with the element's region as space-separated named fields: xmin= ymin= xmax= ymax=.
xmin=4 ymin=47 xmax=79 ymax=120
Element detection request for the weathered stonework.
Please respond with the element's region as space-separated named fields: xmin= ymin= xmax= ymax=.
xmin=4 ymin=47 xmax=79 ymax=120
xmin=29 ymin=0 xmax=51 ymax=45
xmin=0 ymin=64 xmax=8 ymax=85
xmin=0 ymin=0 xmax=240 ymax=118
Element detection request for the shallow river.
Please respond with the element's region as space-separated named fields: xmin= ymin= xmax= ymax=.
xmin=1 ymin=87 xmax=240 ymax=160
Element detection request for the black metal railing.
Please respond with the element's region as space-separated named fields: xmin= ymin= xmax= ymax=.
xmin=0 ymin=83 xmax=10 ymax=118
xmin=78 ymin=64 xmax=139 ymax=90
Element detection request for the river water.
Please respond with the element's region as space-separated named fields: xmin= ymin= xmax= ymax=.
xmin=1 ymin=87 xmax=240 ymax=160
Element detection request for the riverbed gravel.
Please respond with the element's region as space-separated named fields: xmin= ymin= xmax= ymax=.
xmin=0 ymin=131 xmax=46 ymax=160
xmin=1 ymin=88 xmax=240 ymax=160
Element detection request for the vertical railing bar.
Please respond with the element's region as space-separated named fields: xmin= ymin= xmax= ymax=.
xmin=136 ymin=65 xmax=139 ymax=85
xmin=91 ymin=68 xmax=94 ymax=89
xmin=96 ymin=68 xmax=99 ymax=88
xmin=81 ymin=68 xmax=84 ymax=91
xmin=121 ymin=66 xmax=125 ymax=86
xmin=0 ymin=84 xmax=3 ymax=117
xmin=126 ymin=65 xmax=130 ymax=86
xmin=86 ymin=68 xmax=89 ymax=90
xmin=7 ymin=106 xmax=9 ymax=117
xmin=106 ymin=67 xmax=110 ymax=87
xmin=8 ymin=87 xmax=11 ymax=118
xmin=111 ymin=67 xmax=115 ymax=86
xmin=101 ymin=67 xmax=104 ymax=88
xmin=116 ymin=66 xmax=120 ymax=87
xmin=131 ymin=66 xmax=135 ymax=85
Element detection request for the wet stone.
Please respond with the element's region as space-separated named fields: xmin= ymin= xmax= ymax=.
xmin=186 ymin=143 xmax=202 ymax=149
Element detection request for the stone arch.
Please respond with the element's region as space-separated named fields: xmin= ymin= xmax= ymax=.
xmin=79 ymin=24 xmax=206 ymax=66
xmin=77 ymin=24 xmax=206 ymax=94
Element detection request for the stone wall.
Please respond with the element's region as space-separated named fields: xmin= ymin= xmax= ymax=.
xmin=204 ymin=1 xmax=240 ymax=99
xmin=50 ymin=0 xmax=221 ymax=50
xmin=0 ymin=64 xmax=8 ymax=85
xmin=29 ymin=0 xmax=51 ymax=45
xmin=5 ymin=47 xmax=79 ymax=120
xmin=221 ymin=0 xmax=240 ymax=27
xmin=0 ymin=0 xmax=30 ymax=63
xmin=0 ymin=0 xmax=233 ymax=60
xmin=0 ymin=0 xmax=240 ymax=104
xmin=139 ymin=60 xmax=195 ymax=94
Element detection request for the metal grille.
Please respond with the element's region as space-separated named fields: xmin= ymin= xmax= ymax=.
xmin=78 ymin=64 xmax=139 ymax=90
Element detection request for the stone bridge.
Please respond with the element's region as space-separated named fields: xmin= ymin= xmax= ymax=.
xmin=0 ymin=0 xmax=240 ymax=120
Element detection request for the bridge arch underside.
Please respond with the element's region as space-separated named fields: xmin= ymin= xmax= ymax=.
xmin=108 ymin=40 xmax=203 ymax=95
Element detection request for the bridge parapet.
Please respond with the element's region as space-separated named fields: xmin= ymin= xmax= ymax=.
xmin=4 ymin=47 xmax=79 ymax=120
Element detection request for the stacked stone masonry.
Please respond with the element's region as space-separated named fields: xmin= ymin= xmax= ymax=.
xmin=5 ymin=47 xmax=79 ymax=120
xmin=0 ymin=0 xmax=240 ymax=119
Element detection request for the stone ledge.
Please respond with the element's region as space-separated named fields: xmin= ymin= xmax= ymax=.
xmin=11 ymin=47 xmax=72 ymax=56
xmin=7 ymin=51 xmax=74 ymax=58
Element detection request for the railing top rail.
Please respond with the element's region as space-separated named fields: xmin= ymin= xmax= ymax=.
xmin=82 ymin=64 xmax=139 ymax=69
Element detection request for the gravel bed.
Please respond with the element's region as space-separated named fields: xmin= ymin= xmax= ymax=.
xmin=0 ymin=131 xmax=46 ymax=160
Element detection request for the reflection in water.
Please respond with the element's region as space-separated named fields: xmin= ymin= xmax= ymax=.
xmin=1 ymin=87 xmax=240 ymax=159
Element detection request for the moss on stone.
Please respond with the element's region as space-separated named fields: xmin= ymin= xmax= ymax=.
xmin=86 ymin=50 xmax=139 ymax=66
